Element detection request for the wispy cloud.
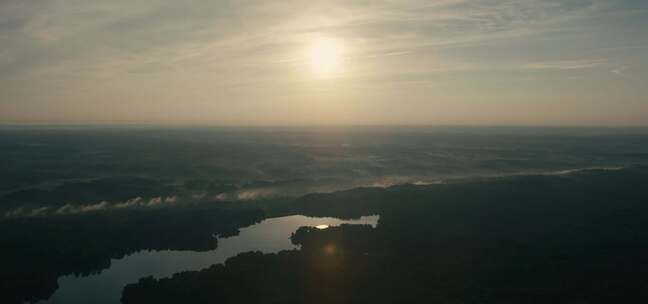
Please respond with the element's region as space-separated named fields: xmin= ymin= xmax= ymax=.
xmin=610 ymin=66 xmax=629 ymax=77
xmin=0 ymin=0 xmax=613 ymax=78
xmin=3 ymin=196 xmax=179 ymax=218
xmin=521 ymin=59 xmax=608 ymax=70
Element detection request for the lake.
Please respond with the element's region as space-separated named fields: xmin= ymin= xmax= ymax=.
xmin=42 ymin=215 xmax=379 ymax=304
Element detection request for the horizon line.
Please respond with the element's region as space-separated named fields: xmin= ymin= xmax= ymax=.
xmin=1 ymin=122 xmax=648 ymax=129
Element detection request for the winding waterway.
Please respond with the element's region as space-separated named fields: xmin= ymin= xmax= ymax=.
xmin=43 ymin=215 xmax=379 ymax=303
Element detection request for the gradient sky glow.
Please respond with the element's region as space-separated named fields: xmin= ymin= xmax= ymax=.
xmin=1 ymin=0 xmax=647 ymax=126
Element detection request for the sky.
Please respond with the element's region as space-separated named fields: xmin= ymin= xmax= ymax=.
xmin=1 ymin=0 xmax=647 ymax=126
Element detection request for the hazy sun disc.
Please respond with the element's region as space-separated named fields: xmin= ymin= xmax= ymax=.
xmin=307 ymin=37 xmax=342 ymax=77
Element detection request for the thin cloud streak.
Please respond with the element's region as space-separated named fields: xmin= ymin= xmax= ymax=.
xmin=521 ymin=59 xmax=608 ymax=70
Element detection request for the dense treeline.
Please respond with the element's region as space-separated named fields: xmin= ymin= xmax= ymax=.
xmin=0 ymin=207 xmax=264 ymax=303
xmin=123 ymin=166 xmax=648 ymax=303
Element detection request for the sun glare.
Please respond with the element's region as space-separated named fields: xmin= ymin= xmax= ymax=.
xmin=307 ymin=37 xmax=342 ymax=77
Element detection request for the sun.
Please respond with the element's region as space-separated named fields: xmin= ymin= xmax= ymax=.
xmin=307 ymin=37 xmax=342 ymax=77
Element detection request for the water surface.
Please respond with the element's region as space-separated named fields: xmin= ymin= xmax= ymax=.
xmin=44 ymin=215 xmax=379 ymax=304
